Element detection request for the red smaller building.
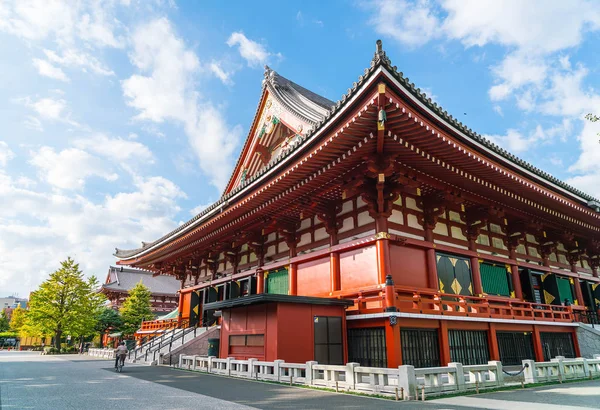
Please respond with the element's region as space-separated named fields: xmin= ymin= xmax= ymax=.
xmin=206 ymin=294 xmax=353 ymax=363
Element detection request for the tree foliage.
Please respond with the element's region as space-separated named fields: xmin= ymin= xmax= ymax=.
xmin=0 ymin=310 xmax=9 ymax=332
xmin=9 ymin=305 xmax=26 ymax=333
xmin=586 ymin=113 xmax=600 ymax=139
xmin=119 ymin=281 xmax=154 ymax=336
xmin=25 ymin=258 xmax=106 ymax=348
xmin=94 ymin=307 xmax=122 ymax=347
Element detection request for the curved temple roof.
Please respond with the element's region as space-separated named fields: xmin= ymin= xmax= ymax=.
xmin=115 ymin=40 xmax=599 ymax=261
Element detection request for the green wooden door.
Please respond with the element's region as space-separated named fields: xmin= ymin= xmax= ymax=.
xmin=480 ymin=263 xmax=511 ymax=297
xmin=556 ymin=277 xmax=575 ymax=305
xmin=266 ymin=267 xmax=288 ymax=295
xmin=436 ymin=253 xmax=472 ymax=295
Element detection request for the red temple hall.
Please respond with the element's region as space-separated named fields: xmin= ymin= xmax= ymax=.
xmin=115 ymin=41 xmax=600 ymax=368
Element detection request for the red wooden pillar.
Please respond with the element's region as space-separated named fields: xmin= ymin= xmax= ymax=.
xmin=376 ymin=237 xmax=391 ymax=285
xmin=572 ymin=329 xmax=581 ymax=357
xmin=177 ymin=291 xmax=183 ymax=327
xmin=470 ymin=256 xmax=484 ymax=297
xmin=488 ymin=323 xmax=500 ymax=361
xmin=329 ymin=232 xmax=340 ymax=293
xmin=256 ymin=268 xmax=264 ymax=294
xmin=424 ymin=228 xmax=439 ymax=290
xmin=532 ymin=326 xmax=544 ymax=362
xmin=386 ymin=321 xmax=401 ymax=367
xmin=510 ymin=264 xmax=523 ymax=299
xmin=572 ymin=273 xmax=585 ymax=307
xmin=288 ymin=263 xmax=297 ymax=295
xmin=439 ymin=321 xmax=451 ymax=365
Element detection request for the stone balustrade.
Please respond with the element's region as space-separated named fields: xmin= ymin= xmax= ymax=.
xmin=178 ymin=353 xmax=600 ymax=400
xmin=87 ymin=348 xmax=114 ymax=359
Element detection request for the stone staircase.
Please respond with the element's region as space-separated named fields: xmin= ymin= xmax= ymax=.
xmin=128 ymin=326 xmax=209 ymax=366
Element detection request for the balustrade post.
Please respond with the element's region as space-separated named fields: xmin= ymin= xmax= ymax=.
xmin=345 ymin=362 xmax=359 ymax=391
xmin=247 ymin=358 xmax=257 ymax=378
xmin=447 ymin=363 xmax=466 ymax=391
xmin=488 ymin=361 xmax=504 ymax=385
xmin=273 ymin=360 xmax=284 ymax=382
xmin=398 ymin=365 xmax=417 ymax=400
xmin=305 ymin=361 xmax=317 ymax=385
xmin=523 ymin=360 xmax=537 ymax=384
xmin=552 ymin=356 xmax=566 ymax=380
xmin=576 ymin=357 xmax=590 ymax=377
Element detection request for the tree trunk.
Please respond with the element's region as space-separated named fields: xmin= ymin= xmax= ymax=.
xmin=54 ymin=329 xmax=62 ymax=350
xmin=99 ymin=332 xmax=104 ymax=348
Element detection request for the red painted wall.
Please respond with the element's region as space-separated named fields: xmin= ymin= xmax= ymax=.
xmin=389 ymin=245 xmax=429 ymax=288
xmin=297 ymin=257 xmax=331 ymax=295
xmin=340 ymin=245 xmax=378 ymax=290
xmin=219 ymin=302 xmax=347 ymax=364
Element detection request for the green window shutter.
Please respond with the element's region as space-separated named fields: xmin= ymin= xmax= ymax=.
xmin=480 ymin=263 xmax=510 ymax=297
xmin=435 ymin=253 xmax=472 ymax=295
xmin=556 ymin=277 xmax=574 ymax=305
xmin=266 ymin=267 xmax=288 ymax=295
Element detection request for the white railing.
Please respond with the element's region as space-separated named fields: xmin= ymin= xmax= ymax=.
xmin=177 ymin=354 xmax=600 ymax=400
xmin=87 ymin=348 xmax=114 ymax=359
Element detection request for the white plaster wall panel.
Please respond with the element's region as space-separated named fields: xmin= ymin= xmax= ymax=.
xmin=489 ymin=223 xmax=503 ymax=234
xmin=357 ymin=211 xmax=374 ymax=227
xmin=433 ymin=240 xmax=469 ymax=250
xmin=300 ymin=217 xmax=311 ymax=230
xmin=492 ymin=237 xmax=507 ymax=250
xmin=557 ymin=243 xmax=567 ymax=252
xmin=241 ymin=254 xmax=248 ymax=264
xmin=341 ymin=200 xmax=353 ymax=215
xmin=516 ymin=244 xmax=527 ymax=254
xmin=267 ymin=233 xmax=277 ymax=243
xmin=393 ymin=195 xmax=403 ymax=206
xmin=405 ymin=197 xmax=422 ymax=211
xmin=241 ymin=244 xmax=248 ymax=252
xmin=356 ymin=196 xmax=367 ymax=208
xmin=225 ymin=261 xmax=232 ymax=271
xmin=433 ymin=222 xmax=448 ymax=236
xmin=582 ymin=259 xmax=590 ymax=269
xmin=526 ymin=234 xmax=538 ymax=244
xmin=391 ymin=229 xmax=424 ymax=240
xmin=451 ymin=226 xmax=467 ymax=241
xmin=249 ymin=252 xmax=257 ymax=263
xmin=338 ymin=216 xmax=354 ymax=234
xmin=279 ymin=241 xmax=289 ymax=253
xmin=407 ymin=214 xmax=423 ymax=230
xmin=549 ymin=253 xmax=558 ymax=262
xmin=314 ymin=227 xmax=328 ymax=242
xmin=528 ymin=247 xmax=540 ymax=258
xmin=558 ymin=254 xmax=568 ymax=264
xmin=298 ymin=232 xmax=311 ymax=247
xmin=448 ymin=211 xmax=463 ymax=223
xmin=477 ymin=234 xmax=490 ymax=246
xmin=389 ymin=209 xmax=404 ymax=225
xmin=265 ymin=245 xmax=276 ymax=258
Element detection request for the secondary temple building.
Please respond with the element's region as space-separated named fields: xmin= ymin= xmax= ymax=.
xmin=115 ymin=41 xmax=600 ymax=369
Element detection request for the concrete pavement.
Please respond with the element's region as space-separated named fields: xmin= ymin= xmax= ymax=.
xmin=1 ymin=351 xmax=599 ymax=409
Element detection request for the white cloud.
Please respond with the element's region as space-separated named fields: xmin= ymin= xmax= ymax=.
xmin=29 ymin=146 xmax=118 ymax=190
xmin=74 ymin=134 xmax=154 ymax=164
xmin=488 ymin=52 xmax=547 ymax=101
xmin=32 ymin=58 xmax=69 ymax=82
xmin=122 ymin=18 xmax=242 ymax=189
xmin=23 ymin=116 xmax=44 ymax=132
xmin=493 ymin=105 xmax=503 ymax=116
xmin=17 ymin=96 xmax=80 ymax=127
xmin=209 ymin=61 xmax=233 ymax=85
xmin=190 ymin=202 xmax=212 ymax=216
xmin=44 ymin=49 xmax=115 ymax=76
xmin=0 ymin=169 xmax=185 ymax=296
xmin=484 ymin=120 xmax=572 ymax=154
xmin=369 ymin=0 xmax=440 ymax=48
xmin=0 ymin=142 xmax=15 ymax=167
xmin=227 ymin=32 xmax=278 ymax=67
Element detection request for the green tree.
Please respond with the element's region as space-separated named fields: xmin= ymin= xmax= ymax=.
xmin=26 ymin=258 xmax=106 ymax=349
xmin=0 ymin=310 xmax=9 ymax=332
xmin=120 ymin=281 xmax=154 ymax=336
xmin=95 ymin=307 xmax=122 ymax=347
xmin=586 ymin=113 xmax=600 ymax=139
xmin=9 ymin=305 xmax=26 ymax=333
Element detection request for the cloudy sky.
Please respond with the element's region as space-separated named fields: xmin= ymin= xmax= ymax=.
xmin=1 ymin=0 xmax=600 ymax=297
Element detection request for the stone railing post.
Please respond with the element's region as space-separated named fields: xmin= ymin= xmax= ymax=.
xmin=488 ymin=361 xmax=504 ymax=385
xmin=178 ymin=354 xmax=183 ymax=368
xmin=273 ymin=360 xmax=284 ymax=382
xmin=247 ymin=358 xmax=257 ymax=378
xmin=447 ymin=362 xmax=466 ymax=391
xmin=576 ymin=357 xmax=590 ymax=377
xmin=192 ymin=355 xmax=199 ymax=371
xmin=305 ymin=361 xmax=317 ymax=385
xmin=523 ymin=360 xmax=537 ymax=384
xmin=398 ymin=365 xmax=417 ymax=399
xmin=345 ymin=362 xmax=359 ymax=391
xmin=207 ymin=356 xmax=215 ymax=373
xmin=551 ymin=356 xmax=565 ymax=379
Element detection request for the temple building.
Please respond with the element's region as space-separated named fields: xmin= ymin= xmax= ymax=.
xmin=100 ymin=266 xmax=179 ymax=315
xmin=115 ymin=41 xmax=600 ymax=368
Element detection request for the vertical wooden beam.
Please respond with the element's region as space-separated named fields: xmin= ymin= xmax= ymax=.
xmin=386 ymin=321 xmax=401 ymax=367
xmin=424 ymin=228 xmax=439 ymax=290
xmin=439 ymin=321 xmax=451 ymax=366
xmin=488 ymin=323 xmax=500 ymax=361
xmin=256 ymin=268 xmax=265 ymax=294
xmin=573 ymin=277 xmax=585 ymax=307
xmin=376 ymin=234 xmax=391 ymax=285
xmin=329 ymin=228 xmax=340 ymax=293
xmin=177 ymin=291 xmax=183 ymax=327
xmin=377 ymin=83 xmax=386 ymax=154
xmin=532 ymin=326 xmax=544 ymax=362
xmin=572 ymin=329 xmax=581 ymax=357
xmin=510 ymin=265 xmax=523 ymax=299
xmin=470 ymin=256 xmax=484 ymax=297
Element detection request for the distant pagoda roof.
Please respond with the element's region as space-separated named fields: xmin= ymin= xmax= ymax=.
xmin=100 ymin=266 xmax=179 ymax=296
xmin=115 ymin=40 xmax=599 ymax=261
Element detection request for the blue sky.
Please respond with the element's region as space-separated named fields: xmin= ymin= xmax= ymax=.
xmin=1 ymin=0 xmax=600 ymax=297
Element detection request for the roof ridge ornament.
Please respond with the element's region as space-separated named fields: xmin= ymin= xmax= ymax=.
xmin=372 ymin=39 xmax=391 ymax=67
xmin=263 ymin=65 xmax=275 ymax=85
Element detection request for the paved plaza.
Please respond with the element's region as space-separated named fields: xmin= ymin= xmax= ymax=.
xmin=1 ymin=351 xmax=599 ymax=409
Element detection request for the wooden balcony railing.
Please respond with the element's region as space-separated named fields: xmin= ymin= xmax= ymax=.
xmin=346 ymin=287 xmax=575 ymax=322
xmin=139 ymin=318 xmax=179 ymax=332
